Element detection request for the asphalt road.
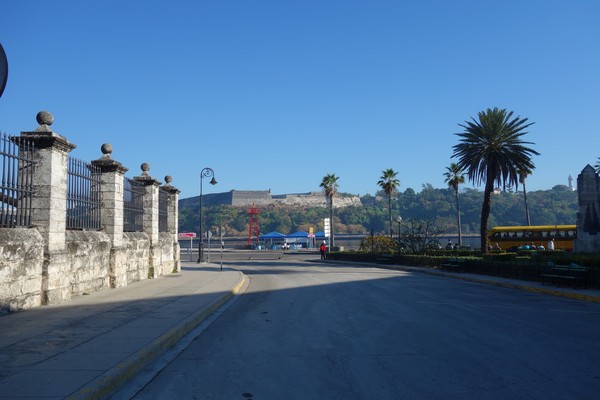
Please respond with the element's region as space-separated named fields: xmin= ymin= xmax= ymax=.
xmin=126 ymin=254 xmax=600 ymax=400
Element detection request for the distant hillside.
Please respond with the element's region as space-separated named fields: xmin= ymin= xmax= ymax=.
xmin=178 ymin=185 xmax=578 ymax=237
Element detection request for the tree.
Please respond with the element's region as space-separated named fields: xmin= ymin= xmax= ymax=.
xmin=595 ymin=157 xmax=600 ymax=174
xmin=320 ymin=173 xmax=339 ymax=247
xmin=517 ymin=167 xmax=532 ymax=226
xmin=377 ymin=168 xmax=400 ymax=237
xmin=443 ymin=163 xmax=465 ymax=245
xmin=397 ymin=218 xmax=446 ymax=255
xmin=360 ymin=234 xmax=396 ymax=254
xmin=452 ymin=107 xmax=539 ymax=252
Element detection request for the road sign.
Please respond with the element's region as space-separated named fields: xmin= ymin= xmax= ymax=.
xmin=178 ymin=232 xmax=196 ymax=238
xmin=0 ymin=43 xmax=7 ymax=99
xmin=205 ymin=230 xmax=213 ymax=239
xmin=324 ymin=218 xmax=331 ymax=238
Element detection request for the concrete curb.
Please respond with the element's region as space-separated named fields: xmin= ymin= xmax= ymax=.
xmin=430 ymin=270 xmax=600 ymax=303
xmin=318 ymin=259 xmax=600 ymax=304
xmin=66 ymin=272 xmax=249 ymax=400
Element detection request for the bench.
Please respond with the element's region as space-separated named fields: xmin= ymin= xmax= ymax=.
xmin=540 ymin=262 xmax=590 ymax=288
xmin=440 ymin=258 xmax=466 ymax=272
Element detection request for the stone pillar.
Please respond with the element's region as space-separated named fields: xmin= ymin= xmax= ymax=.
xmin=91 ymin=144 xmax=129 ymax=287
xmin=162 ymin=176 xmax=181 ymax=272
xmin=135 ymin=163 xmax=161 ymax=278
xmin=20 ymin=111 xmax=76 ymax=304
xmin=575 ymin=165 xmax=600 ymax=252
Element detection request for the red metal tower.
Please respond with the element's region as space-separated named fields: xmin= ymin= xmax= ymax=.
xmin=247 ymin=206 xmax=260 ymax=247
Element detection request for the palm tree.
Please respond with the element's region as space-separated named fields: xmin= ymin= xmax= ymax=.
xmin=594 ymin=157 xmax=600 ymax=174
xmin=443 ymin=163 xmax=465 ymax=246
xmin=518 ymin=167 xmax=532 ymax=226
xmin=452 ymin=107 xmax=539 ymax=252
xmin=320 ymin=173 xmax=339 ymax=247
xmin=377 ymin=168 xmax=400 ymax=237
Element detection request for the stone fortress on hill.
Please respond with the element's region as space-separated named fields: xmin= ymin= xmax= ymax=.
xmin=179 ymin=176 xmax=578 ymax=210
xmin=179 ymin=190 xmax=362 ymax=209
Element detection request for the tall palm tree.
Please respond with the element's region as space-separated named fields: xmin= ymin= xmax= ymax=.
xmin=377 ymin=168 xmax=400 ymax=237
xmin=320 ymin=173 xmax=339 ymax=247
xmin=443 ymin=163 xmax=465 ymax=246
xmin=452 ymin=107 xmax=539 ymax=252
xmin=518 ymin=167 xmax=532 ymax=226
xmin=594 ymin=157 xmax=600 ymax=174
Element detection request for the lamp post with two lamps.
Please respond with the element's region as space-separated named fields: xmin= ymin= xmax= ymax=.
xmin=197 ymin=167 xmax=217 ymax=263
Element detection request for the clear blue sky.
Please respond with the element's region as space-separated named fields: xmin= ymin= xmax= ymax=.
xmin=1 ymin=1 xmax=599 ymax=199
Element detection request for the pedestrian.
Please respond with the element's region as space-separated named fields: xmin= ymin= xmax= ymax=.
xmin=548 ymin=237 xmax=555 ymax=251
xmin=320 ymin=241 xmax=327 ymax=259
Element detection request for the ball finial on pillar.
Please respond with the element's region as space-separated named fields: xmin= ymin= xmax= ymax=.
xmin=101 ymin=143 xmax=113 ymax=158
xmin=141 ymin=162 xmax=150 ymax=176
xmin=36 ymin=111 xmax=54 ymax=126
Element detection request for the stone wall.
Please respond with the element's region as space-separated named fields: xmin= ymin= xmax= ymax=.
xmin=0 ymin=229 xmax=162 ymax=313
xmin=0 ymin=228 xmax=44 ymax=312
xmin=273 ymin=191 xmax=362 ymax=208
xmin=0 ymin=111 xmax=181 ymax=312
xmin=231 ymin=190 xmax=272 ymax=206
xmin=180 ymin=189 xmax=363 ymax=209
xmin=154 ymin=232 xmax=177 ymax=276
xmin=66 ymin=231 xmax=111 ymax=296
xmin=123 ymin=232 xmax=151 ymax=283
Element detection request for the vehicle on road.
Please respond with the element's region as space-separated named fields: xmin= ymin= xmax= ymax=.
xmin=487 ymin=224 xmax=576 ymax=251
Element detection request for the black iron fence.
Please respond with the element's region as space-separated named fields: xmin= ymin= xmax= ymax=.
xmin=67 ymin=156 xmax=101 ymax=230
xmin=0 ymin=133 xmax=36 ymax=227
xmin=124 ymin=177 xmax=144 ymax=232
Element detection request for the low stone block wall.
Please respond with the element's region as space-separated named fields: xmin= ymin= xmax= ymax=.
xmin=123 ymin=232 xmax=151 ymax=283
xmin=154 ymin=233 xmax=177 ymax=276
xmin=1 ymin=228 xmax=174 ymax=312
xmin=66 ymin=231 xmax=112 ymax=297
xmin=0 ymin=228 xmax=44 ymax=312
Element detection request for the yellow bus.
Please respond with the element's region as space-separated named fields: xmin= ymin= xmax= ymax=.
xmin=487 ymin=225 xmax=576 ymax=252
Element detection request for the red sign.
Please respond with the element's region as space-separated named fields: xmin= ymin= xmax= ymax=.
xmin=178 ymin=232 xmax=197 ymax=238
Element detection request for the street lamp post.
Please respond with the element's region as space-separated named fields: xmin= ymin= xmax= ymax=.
xmin=197 ymin=167 xmax=217 ymax=263
xmin=396 ymin=215 xmax=402 ymax=252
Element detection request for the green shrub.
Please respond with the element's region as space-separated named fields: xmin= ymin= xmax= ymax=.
xmin=359 ymin=235 xmax=396 ymax=254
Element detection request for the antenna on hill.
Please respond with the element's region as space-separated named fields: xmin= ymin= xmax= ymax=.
xmin=247 ymin=205 xmax=260 ymax=248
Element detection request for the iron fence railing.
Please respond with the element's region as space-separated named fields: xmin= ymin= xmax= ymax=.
xmin=67 ymin=156 xmax=101 ymax=230
xmin=159 ymin=188 xmax=168 ymax=232
xmin=0 ymin=133 xmax=36 ymax=227
xmin=124 ymin=177 xmax=144 ymax=232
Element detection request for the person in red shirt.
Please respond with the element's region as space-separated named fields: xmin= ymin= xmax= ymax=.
xmin=319 ymin=241 xmax=327 ymax=259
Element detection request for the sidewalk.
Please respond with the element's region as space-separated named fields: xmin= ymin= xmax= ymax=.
xmin=426 ymin=267 xmax=600 ymax=303
xmin=335 ymin=260 xmax=600 ymax=304
xmin=0 ymin=263 xmax=248 ymax=400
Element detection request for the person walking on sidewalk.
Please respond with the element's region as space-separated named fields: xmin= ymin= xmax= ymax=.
xmin=320 ymin=241 xmax=327 ymax=259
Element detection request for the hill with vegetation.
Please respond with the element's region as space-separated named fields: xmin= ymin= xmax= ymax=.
xmin=178 ymin=184 xmax=578 ymax=237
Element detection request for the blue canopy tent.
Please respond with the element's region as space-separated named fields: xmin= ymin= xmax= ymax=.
xmin=287 ymin=231 xmax=308 ymax=239
xmin=258 ymin=231 xmax=286 ymax=249
xmin=259 ymin=231 xmax=286 ymax=239
xmin=286 ymin=231 xmax=309 ymax=248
